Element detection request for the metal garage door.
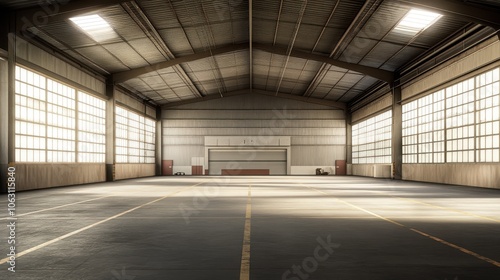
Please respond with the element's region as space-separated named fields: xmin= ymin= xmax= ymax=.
xmin=208 ymin=149 xmax=287 ymax=175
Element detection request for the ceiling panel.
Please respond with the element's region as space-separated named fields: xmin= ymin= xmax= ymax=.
xmin=101 ymin=42 xmax=148 ymax=69
xmin=127 ymin=38 xmax=166 ymax=64
xmin=7 ymin=0 xmax=495 ymax=106
xmin=75 ymin=46 xmax=128 ymax=73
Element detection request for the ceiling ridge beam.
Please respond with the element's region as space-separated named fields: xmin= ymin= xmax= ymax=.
xmin=397 ymin=0 xmax=500 ymax=30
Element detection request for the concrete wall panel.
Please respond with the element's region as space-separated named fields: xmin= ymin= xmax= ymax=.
xmin=115 ymin=164 xmax=156 ymax=180
xmin=352 ymin=93 xmax=392 ymax=123
xmin=15 ymin=164 xmax=105 ymax=191
xmin=403 ymin=164 xmax=500 ymax=189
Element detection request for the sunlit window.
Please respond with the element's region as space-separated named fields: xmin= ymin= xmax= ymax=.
xmin=476 ymin=68 xmax=500 ymax=162
xmin=78 ymin=91 xmax=106 ymax=163
xmin=352 ymin=111 xmax=392 ymax=164
xmin=15 ymin=66 xmax=48 ymax=163
xmin=403 ymin=67 xmax=500 ymax=163
xmin=446 ymin=79 xmax=475 ymax=163
xmin=15 ymin=66 xmax=106 ymax=163
xmin=47 ymin=79 xmax=76 ymax=162
xmin=115 ymin=106 xmax=156 ymax=164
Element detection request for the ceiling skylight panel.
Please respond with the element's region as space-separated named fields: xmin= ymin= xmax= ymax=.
xmin=69 ymin=15 xmax=118 ymax=42
xmin=394 ymin=9 xmax=442 ymax=35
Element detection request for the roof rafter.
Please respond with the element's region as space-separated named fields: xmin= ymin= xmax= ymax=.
xmin=112 ymin=43 xmax=249 ymax=83
xmin=113 ymin=43 xmax=394 ymax=84
xmin=254 ymin=43 xmax=395 ymax=83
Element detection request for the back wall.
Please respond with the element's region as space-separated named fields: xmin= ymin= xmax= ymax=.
xmin=161 ymin=93 xmax=346 ymax=175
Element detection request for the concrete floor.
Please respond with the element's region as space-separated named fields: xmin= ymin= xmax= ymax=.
xmin=1 ymin=176 xmax=500 ymax=280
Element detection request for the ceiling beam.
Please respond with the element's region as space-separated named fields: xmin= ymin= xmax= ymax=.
xmin=161 ymin=89 xmax=346 ymax=110
xmin=113 ymin=43 xmax=394 ymax=84
xmin=398 ymin=0 xmax=500 ymax=30
xmin=253 ymin=43 xmax=395 ymax=83
xmin=16 ymin=0 xmax=131 ymax=32
xmin=112 ymin=43 xmax=248 ymax=83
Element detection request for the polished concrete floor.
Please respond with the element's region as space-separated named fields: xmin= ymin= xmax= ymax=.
xmin=1 ymin=176 xmax=500 ymax=280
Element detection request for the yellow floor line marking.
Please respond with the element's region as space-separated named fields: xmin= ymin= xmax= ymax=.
xmin=305 ymin=185 xmax=500 ymax=268
xmin=0 ymin=183 xmax=204 ymax=265
xmin=374 ymin=191 xmax=500 ymax=223
xmin=410 ymin=228 xmax=500 ymax=267
xmin=0 ymin=195 xmax=114 ymax=220
xmin=240 ymin=185 xmax=252 ymax=280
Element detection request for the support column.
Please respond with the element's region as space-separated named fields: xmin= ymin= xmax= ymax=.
xmin=0 ymin=51 xmax=9 ymax=193
xmin=392 ymin=76 xmax=403 ymax=180
xmin=346 ymin=112 xmax=352 ymax=175
xmin=105 ymin=82 xmax=115 ymax=182
xmin=1 ymin=30 xmax=16 ymax=193
xmin=155 ymin=107 xmax=162 ymax=176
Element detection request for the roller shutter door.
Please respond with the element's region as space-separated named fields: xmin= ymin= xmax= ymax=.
xmin=208 ymin=149 xmax=287 ymax=175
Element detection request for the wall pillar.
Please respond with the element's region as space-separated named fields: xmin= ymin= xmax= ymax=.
xmin=392 ymin=76 xmax=403 ymax=180
xmin=155 ymin=107 xmax=162 ymax=176
xmin=346 ymin=112 xmax=352 ymax=175
xmin=1 ymin=30 xmax=16 ymax=193
xmin=105 ymin=82 xmax=115 ymax=182
xmin=0 ymin=53 xmax=9 ymax=193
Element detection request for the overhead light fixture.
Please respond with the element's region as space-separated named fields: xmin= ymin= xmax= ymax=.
xmin=69 ymin=14 xmax=118 ymax=42
xmin=394 ymin=9 xmax=442 ymax=35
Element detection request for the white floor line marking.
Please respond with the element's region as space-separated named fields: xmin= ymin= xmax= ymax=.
xmin=240 ymin=185 xmax=252 ymax=280
xmin=0 ymin=183 xmax=204 ymax=265
xmin=0 ymin=195 xmax=114 ymax=220
xmin=372 ymin=191 xmax=500 ymax=223
xmin=304 ymin=185 xmax=500 ymax=268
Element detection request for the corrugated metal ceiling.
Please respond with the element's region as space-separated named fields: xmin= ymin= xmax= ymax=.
xmin=3 ymin=0 xmax=497 ymax=107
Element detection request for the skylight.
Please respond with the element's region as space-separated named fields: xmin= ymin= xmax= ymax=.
xmin=394 ymin=9 xmax=442 ymax=35
xmin=69 ymin=15 xmax=118 ymax=42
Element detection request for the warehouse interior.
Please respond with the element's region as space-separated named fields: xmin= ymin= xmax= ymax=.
xmin=0 ymin=0 xmax=500 ymax=279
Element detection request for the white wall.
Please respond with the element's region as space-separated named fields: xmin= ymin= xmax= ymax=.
xmin=163 ymin=93 xmax=346 ymax=175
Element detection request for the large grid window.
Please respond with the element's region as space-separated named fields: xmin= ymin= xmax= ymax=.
xmin=352 ymin=110 xmax=392 ymax=164
xmin=402 ymin=90 xmax=445 ymax=164
xmin=47 ymin=80 xmax=76 ymax=162
xmin=15 ymin=66 xmax=106 ymax=163
xmin=403 ymin=67 xmax=500 ymax=163
xmin=476 ymin=69 xmax=500 ymax=162
xmin=78 ymin=92 xmax=106 ymax=163
xmin=115 ymin=106 xmax=156 ymax=164
xmin=446 ymin=78 xmax=475 ymax=163
xmin=15 ymin=67 xmax=47 ymax=162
